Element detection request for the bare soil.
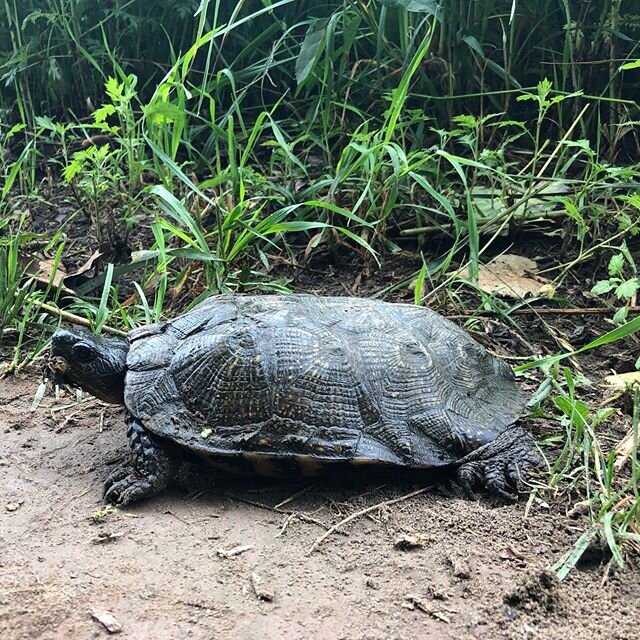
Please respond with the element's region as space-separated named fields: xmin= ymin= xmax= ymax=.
xmin=1 ymin=352 xmax=639 ymax=639
xmin=2 ymin=202 xmax=640 ymax=638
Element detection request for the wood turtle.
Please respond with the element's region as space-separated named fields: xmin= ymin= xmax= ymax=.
xmin=48 ymin=294 xmax=541 ymax=505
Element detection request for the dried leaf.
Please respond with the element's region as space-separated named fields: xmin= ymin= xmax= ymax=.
xmin=404 ymin=594 xmax=451 ymax=623
xmin=458 ymin=254 xmax=550 ymax=299
xmin=25 ymin=257 xmax=75 ymax=294
xmin=64 ymin=249 xmax=103 ymax=283
xmin=614 ymin=425 xmax=639 ymax=471
xmin=91 ymin=531 xmax=125 ymax=545
xmin=605 ymin=371 xmax=640 ymax=389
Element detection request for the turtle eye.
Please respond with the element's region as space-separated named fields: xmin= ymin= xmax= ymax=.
xmin=72 ymin=342 xmax=97 ymax=363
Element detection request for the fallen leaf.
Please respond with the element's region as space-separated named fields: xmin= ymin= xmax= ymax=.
xmin=447 ymin=553 xmax=471 ymax=580
xmin=614 ymin=425 xmax=638 ymax=471
xmin=24 ymin=257 xmax=75 ymax=295
xmin=90 ymin=609 xmax=122 ymax=634
xmin=63 ymin=249 xmax=103 ymax=286
xmin=605 ymin=371 xmax=640 ymax=390
xmin=5 ymin=502 xmax=20 ymax=512
xmin=91 ymin=531 xmax=125 ymax=545
xmin=456 ymin=254 xmax=550 ymax=299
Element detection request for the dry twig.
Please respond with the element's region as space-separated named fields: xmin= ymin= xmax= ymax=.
xmin=308 ymin=486 xmax=433 ymax=554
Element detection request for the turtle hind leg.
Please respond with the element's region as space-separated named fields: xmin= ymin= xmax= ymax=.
xmin=104 ymin=418 xmax=179 ymax=506
xmin=456 ymin=426 xmax=542 ymax=501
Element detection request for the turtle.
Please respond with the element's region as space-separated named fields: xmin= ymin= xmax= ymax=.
xmin=48 ymin=294 xmax=541 ymax=506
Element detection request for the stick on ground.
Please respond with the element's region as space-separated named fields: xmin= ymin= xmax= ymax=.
xmin=308 ymin=485 xmax=433 ymax=554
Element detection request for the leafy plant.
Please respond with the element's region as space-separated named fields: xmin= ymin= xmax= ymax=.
xmin=591 ymin=246 xmax=639 ymax=324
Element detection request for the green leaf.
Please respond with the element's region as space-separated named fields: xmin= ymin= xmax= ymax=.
xmin=93 ymin=104 xmax=116 ymax=123
xmin=608 ymin=253 xmax=625 ymax=277
xmin=620 ymin=59 xmax=640 ymax=71
xmin=552 ymin=528 xmax=596 ymax=580
xmin=602 ymin=513 xmax=624 ymax=567
xmin=590 ymin=279 xmax=616 ymax=296
xmin=413 ymin=258 xmax=427 ymax=306
xmin=63 ymin=157 xmax=84 ymax=183
xmin=615 ymin=278 xmax=639 ymax=300
xmin=35 ymin=115 xmax=56 ymax=131
xmin=613 ymin=306 xmax=628 ymax=325
xmin=295 ymin=19 xmax=327 ymax=85
xmin=104 ymin=77 xmax=123 ymax=102
xmin=554 ymin=396 xmax=589 ymax=428
xmin=144 ymin=100 xmax=185 ymax=125
xmin=537 ymin=78 xmax=553 ymax=101
xmin=7 ymin=123 xmax=26 ymax=137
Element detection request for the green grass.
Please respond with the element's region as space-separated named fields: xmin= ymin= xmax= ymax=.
xmin=0 ymin=0 xmax=639 ymax=577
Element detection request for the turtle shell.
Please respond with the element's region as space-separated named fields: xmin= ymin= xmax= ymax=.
xmin=123 ymin=294 xmax=525 ymax=470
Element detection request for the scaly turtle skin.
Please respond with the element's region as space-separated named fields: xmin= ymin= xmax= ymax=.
xmin=49 ymin=294 xmax=541 ymax=505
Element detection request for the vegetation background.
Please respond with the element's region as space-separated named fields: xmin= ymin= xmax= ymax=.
xmin=1 ymin=0 xmax=640 ymax=577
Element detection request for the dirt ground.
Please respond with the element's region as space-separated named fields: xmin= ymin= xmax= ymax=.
xmin=1 ymin=361 xmax=639 ymax=640
xmin=2 ymin=201 xmax=640 ymax=638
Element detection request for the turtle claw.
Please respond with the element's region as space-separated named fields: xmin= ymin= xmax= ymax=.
xmin=104 ymin=464 xmax=131 ymax=489
xmin=104 ymin=471 xmax=156 ymax=506
xmin=456 ymin=426 xmax=541 ymax=501
xmin=457 ymin=461 xmax=481 ymax=499
xmin=101 ymin=419 xmax=180 ymax=506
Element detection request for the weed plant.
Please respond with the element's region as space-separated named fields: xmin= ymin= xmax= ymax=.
xmin=0 ymin=0 xmax=639 ymax=575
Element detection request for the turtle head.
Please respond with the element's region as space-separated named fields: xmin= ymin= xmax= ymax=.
xmin=49 ymin=328 xmax=129 ymax=404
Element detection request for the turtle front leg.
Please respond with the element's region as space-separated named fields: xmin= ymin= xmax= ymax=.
xmin=456 ymin=426 xmax=542 ymax=501
xmin=104 ymin=418 xmax=179 ymax=506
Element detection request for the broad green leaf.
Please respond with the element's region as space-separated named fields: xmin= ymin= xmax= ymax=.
xmin=615 ymin=278 xmax=640 ymax=299
xmin=554 ymin=396 xmax=589 ymax=428
xmin=613 ymin=306 xmax=628 ymax=325
xmin=590 ymin=279 xmax=616 ymax=296
xmin=93 ymin=104 xmax=116 ymax=123
xmin=144 ymin=100 xmax=185 ymax=125
xmin=608 ymin=253 xmax=625 ymax=277
xmin=295 ymin=19 xmax=327 ymax=85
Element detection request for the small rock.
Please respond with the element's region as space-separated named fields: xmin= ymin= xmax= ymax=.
xmin=447 ymin=553 xmax=471 ymax=580
xmin=90 ymin=609 xmax=122 ymax=634
xmin=250 ymin=572 xmax=275 ymax=602
xmin=394 ymin=533 xmax=431 ymax=551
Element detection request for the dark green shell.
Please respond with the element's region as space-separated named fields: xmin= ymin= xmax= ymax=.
xmin=124 ymin=294 xmax=525 ymax=469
